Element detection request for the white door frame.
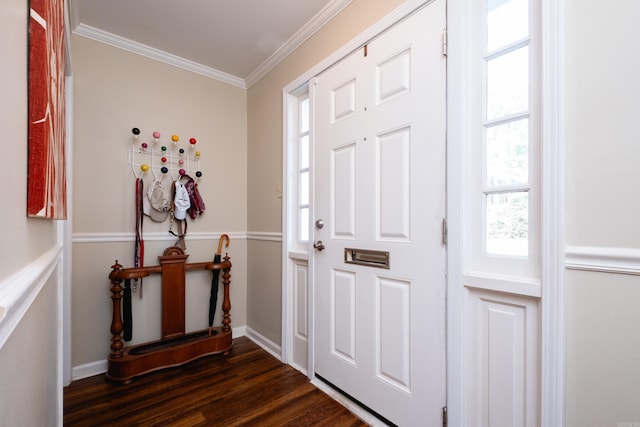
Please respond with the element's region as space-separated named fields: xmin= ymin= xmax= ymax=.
xmin=62 ymin=0 xmax=75 ymax=394
xmin=282 ymin=0 xmax=565 ymax=424
xmin=282 ymin=0 xmax=439 ymax=377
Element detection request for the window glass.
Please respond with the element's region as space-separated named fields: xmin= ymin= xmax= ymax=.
xmin=300 ymin=171 xmax=309 ymax=205
xmin=300 ymin=134 xmax=309 ymax=169
xmin=300 ymin=98 xmax=310 ymax=133
xmin=486 ymin=118 xmax=528 ymax=186
xmin=487 ymin=0 xmax=528 ymax=51
xmin=296 ymin=93 xmax=311 ymax=244
xmin=486 ymin=46 xmax=529 ymax=119
xmin=485 ymin=191 xmax=528 ymax=256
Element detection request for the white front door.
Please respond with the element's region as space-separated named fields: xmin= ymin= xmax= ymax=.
xmin=312 ymin=1 xmax=447 ymax=425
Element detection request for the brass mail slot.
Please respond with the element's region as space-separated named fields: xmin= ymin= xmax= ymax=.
xmin=344 ymin=248 xmax=390 ymax=269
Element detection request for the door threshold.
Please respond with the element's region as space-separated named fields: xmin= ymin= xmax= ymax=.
xmin=312 ymin=374 xmax=396 ymax=427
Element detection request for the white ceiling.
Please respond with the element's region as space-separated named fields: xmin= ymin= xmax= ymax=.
xmin=68 ymin=0 xmax=352 ymax=88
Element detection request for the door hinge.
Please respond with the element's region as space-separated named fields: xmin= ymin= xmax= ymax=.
xmin=442 ymin=218 xmax=448 ymax=246
xmin=442 ymin=406 xmax=448 ymax=427
xmin=442 ymin=28 xmax=448 ymax=57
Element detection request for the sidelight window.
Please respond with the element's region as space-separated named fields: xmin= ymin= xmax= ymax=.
xmin=298 ymin=95 xmax=310 ymax=243
xmin=468 ymin=0 xmax=540 ymax=276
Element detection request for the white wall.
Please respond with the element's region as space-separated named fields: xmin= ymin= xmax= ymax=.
xmin=0 ymin=0 xmax=63 ymax=425
xmin=564 ymin=0 xmax=640 ymax=425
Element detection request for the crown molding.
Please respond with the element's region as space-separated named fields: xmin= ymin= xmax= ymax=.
xmin=72 ymin=23 xmax=247 ymax=89
xmin=245 ymin=0 xmax=354 ymax=88
xmin=71 ymin=0 xmax=353 ymax=90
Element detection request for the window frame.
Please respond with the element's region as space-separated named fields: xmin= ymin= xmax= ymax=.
xmin=286 ymin=85 xmax=312 ymax=254
xmin=467 ymin=0 xmax=542 ymax=279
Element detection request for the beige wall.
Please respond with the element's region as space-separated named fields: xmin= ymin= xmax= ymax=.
xmin=565 ymin=271 xmax=640 ymax=426
xmin=564 ymin=0 xmax=640 ymax=425
xmin=0 ymin=0 xmax=59 ymax=277
xmin=71 ymin=35 xmax=248 ymax=368
xmin=565 ymin=0 xmax=640 ymax=247
xmin=0 ymin=0 xmax=61 ymax=424
xmin=2 ymin=0 xmax=638 ymax=422
xmin=246 ymin=0 xmax=404 ymax=347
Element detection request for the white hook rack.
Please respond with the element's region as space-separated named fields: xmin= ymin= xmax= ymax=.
xmin=128 ymin=128 xmax=203 ymax=183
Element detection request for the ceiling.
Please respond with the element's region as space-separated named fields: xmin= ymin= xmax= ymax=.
xmin=68 ymin=0 xmax=352 ymax=88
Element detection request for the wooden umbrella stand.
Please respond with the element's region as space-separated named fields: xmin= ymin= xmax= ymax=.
xmin=106 ymin=246 xmax=232 ymax=383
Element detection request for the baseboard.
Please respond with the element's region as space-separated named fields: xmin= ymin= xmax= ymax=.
xmin=244 ymin=326 xmax=283 ymax=361
xmin=71 ymin=325 xmax=248 ymax=381
xmin=72 ymin=359 xmax=108 ymax=381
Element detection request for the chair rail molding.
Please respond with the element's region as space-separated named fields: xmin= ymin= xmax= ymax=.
xmin=0 ymin=244 xmax=63 ymax=349
xmin=565 ymin=245 xmax=640 ymax=275
xmin=246 ymin=231 xmax=282 ymax=242
xmin=73 ymin=231 xmax=247 ymax=243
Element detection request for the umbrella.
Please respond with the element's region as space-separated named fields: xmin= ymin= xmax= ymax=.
xmin=209 ymin=234 xmax=230 ymax=336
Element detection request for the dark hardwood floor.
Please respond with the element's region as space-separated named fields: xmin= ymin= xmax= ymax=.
xmin=64 ymin=336 xmax=369 ymax=426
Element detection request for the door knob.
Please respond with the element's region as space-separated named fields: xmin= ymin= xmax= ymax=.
xmin=313 ymin=240 xmax=325 ymax=251
xmin=315 ymin=219 xmax=324 ymax=229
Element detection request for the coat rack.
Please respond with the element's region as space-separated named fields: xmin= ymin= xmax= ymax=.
xmin=128 ymin=127 xmax=203 ymax=182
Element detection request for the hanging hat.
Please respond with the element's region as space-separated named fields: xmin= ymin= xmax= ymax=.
xmin=173 ymin=181 xmax=191 ymax=220
xmin=144 ymin=180 xmax=170 ymax=222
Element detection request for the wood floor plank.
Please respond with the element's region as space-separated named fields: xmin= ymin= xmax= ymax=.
xmin=64 ymin=337 xmax=369 ymax=426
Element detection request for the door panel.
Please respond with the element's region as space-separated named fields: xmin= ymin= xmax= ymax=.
xmin=331 ymin=268 xmax=357 ymax=363
xmin=292 ymin=262 xmax=308 ymax=369
xmin=332 ymin=143 xmax=357 ymax=238
xmin=313 ymin=1 xmax=447 ymax=425
xmin=377 ymin=276 xmax=411 ymax=391
xmin=378 ymin=127 xmax=411 ymax=240
xmin=466 ymin=289 xmax=539 ymax=427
